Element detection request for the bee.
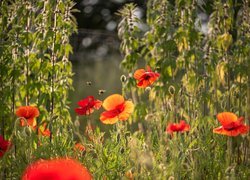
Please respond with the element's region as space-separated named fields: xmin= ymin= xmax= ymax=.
xmin=86 ymin=81 xmax=92 ymax=86
xmin=98 ymin=89 xmax=106 ymax=95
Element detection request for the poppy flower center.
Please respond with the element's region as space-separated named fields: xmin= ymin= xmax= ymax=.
xmin=115 ymin=103 xmax=125 ymax=113
xmin=224 ymin=126 xmax=237 ymax=131
xmin=101 ymin=103 xmax=125 ymax=118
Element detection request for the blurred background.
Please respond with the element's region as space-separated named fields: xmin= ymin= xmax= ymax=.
xmin=69 ymin=0 xmax=145 ymax=126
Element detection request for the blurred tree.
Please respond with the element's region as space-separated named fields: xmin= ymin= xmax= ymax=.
xmin=73 ymin=0 xmax=146 ymax=31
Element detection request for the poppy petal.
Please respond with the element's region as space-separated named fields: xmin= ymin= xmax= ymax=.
xmin=179 ymin=120 xmax=190 ymax=131
xmin=100 ymin=115 xmax=119 ymax=124
xmin=134 ymin=69 xmax=146 ymax=80
xmin=94 ymin=100 xmax=102 ymax=109
xmin=85 ymin=108 xmax=94 ymax=115
xmin=213 ymin=125 xmax=249 ymax=136
xmin=146 ymin=66 xmax=152 ymax=72
xmin=102 ymin=94 xmax=124 ymax=111
xmin=118 ymin=101 xmax=134 ymax=121
xmin=0 ymin=135 xmax=12 ymax=158
xmin=20 ymin=118 xmax=37 ymax=128
xmin=217 ymin=112 xmax=238 ymax=127
xmin=16 ymin=106 xmax=39 ymax=120
xmin=75 ymin=107 xmax=88 ymax=115
xmin=137 ymin=79 xmax=151 ymax=88
xmin=78 ymin=96 xmax=94 ymax=107
xmin=21 ymin=159 xmax=92 ymax=180
xmin=166 ymin=120 xmax=190 ymax=134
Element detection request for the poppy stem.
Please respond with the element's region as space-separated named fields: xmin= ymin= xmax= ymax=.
xmin=247 ymin=56 xmax=250 ymax=133
xmin=25 ymin=2 xmax=31 ymax=106
xmin=226 ymin=137 xmax=233 ymax=166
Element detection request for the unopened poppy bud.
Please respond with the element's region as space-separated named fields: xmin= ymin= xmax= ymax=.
xmin=74 ymin=119 xmax=80 ymax=127
xmin=223 ymin=4 xmax=229 ymax=8
xmin=25 ymin=126 xmax=33 ymax=136
xmin=16 ymin=131 xmax=22 ymax=139
xmin=168 ymin=176 xmax=175 ymax=180
xmin=120 ymin=75 xmax=127 ymax=83
xmin=168 ymin=85 xmax=175 ymax=95
xmin=145 ymin=87 xmax=151 ymax=92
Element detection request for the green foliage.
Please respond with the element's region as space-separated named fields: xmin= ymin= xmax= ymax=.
xmin=116 ymin=0 xmax=250 ymax=179
xmin=1 ymin=0 xmax=250 ymax=179
xmin=0 ymin=0 xmax=76 ymax=178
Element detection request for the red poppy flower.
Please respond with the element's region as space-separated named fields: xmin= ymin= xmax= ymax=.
xmin=134 ymin=66 xmax=160 ymax=88
xmin=22 ymin=158 xmax=92 ymax=180
xmin=75 ymin=96 xmax=102 ymax=115
xmin=0 ymin=135 xmax=12 ymax=158
xmin=16 ymin=106 xmax=39 ymax=128
xmin=166 ymin=120 xmax=190 ymax=135
xmin=100 ymin=94 xmax=134 ymax=124
xmin=213 ymin=112 xmax=249 ymax=137
xmin=38 ymin=123 xmax=51 ymax=137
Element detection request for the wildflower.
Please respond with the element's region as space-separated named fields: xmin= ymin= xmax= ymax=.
xmin=75 ymin=143 xmax=86 ymax=152
xmin=166 ymin=120 xmax=190 ymax=135
xmin=133 ymin=66 xmax=160 ymax=88
xmin=75 ymin=96 xmax=102 ymax=116
xmin=100 ymin=94 xmax=134 ymax=124
xmin=38 ymin=123 xmax=50 ymax=137
xmin=213 ymin=112 xmax=249 ymax=136
xmin=16 ymin=106 xmax=39 ymax=128
xmin=125 ymin=170 xmax=133 ymax=180
xmin=22 ymin=158 xmax=92 ymax=180
xmin=0 ymin=135 xmax=12 ymax=158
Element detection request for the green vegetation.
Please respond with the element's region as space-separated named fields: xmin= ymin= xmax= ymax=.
xmin=0 ymin=0 xmax=250 ymax=179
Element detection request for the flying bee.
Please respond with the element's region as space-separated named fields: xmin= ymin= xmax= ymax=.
xmin=98 ymin=89 xmax=106 ymax=95
xmin=86 ymin=81 xmax=92 ymax=86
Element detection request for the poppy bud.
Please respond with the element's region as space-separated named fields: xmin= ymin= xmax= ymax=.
xmin=23 ymin=126 xmax=32 ymax=137
xmin=16 ymin=131 xmax=23 ymax=140
xmin=168 ymin=85 xmax=175 ymax=95
xmin=223 ymin=4 xmax=229 ymax=8
xmin=74 ymin=119 xmax=80 ymax=127
xmin=120 ymin=75 xmax=127 ymax=83
xmin=145 ymin=87 xmax=151 ymax=92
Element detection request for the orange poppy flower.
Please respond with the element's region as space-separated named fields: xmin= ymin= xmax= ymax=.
xmin=74 ymin=143 xmax=86 ymax=152
xmin=75 ymin=96 xmax=102 ymax=116
xmin=134 ymin=66 xmax=160 ymax=88
xmin=213 ymin=112 xmax=249 ymax=136
xmin=38 ymin=123 xmax=51 ymax=137
xmin=16 ymin=106 xmax=39 ymax=128
xmin=166 ymin=120 xmax=190 ymax=135
xmin=0 ymin=135 xmax=12 ymax=158
xmin=100 ymin=94 xmax=134 ymax=124
xmin=22 ymin=158 xmax=92 ymax=180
